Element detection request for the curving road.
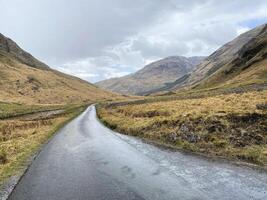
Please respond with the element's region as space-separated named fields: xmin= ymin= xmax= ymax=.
xmin=8 ymin=106 xmax=267 ymax=200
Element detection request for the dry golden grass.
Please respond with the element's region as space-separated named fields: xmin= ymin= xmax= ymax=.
xmin=0 ymin=57 xmax=125 ymax=105
xmin=196 ymin=59 xmax=267 ymax=90
xmin=224 ymin=59 xmax=267 ymax=86
xmin=97 ymin=90 xmax=267 ymax=166
xmin=0 ymin=104 xmax=86 ymax=183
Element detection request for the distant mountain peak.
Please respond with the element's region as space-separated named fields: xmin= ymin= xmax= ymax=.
xmin=96 ymin=56 xmax=205 ymax=95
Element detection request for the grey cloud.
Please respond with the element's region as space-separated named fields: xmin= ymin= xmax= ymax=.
xmin=1 ymin=0 xmax=267 ymax=82
xmin=131 ymin=36 xmax=190 ymax=59
xmin=0 ymin=0 xmax=175 ymax=64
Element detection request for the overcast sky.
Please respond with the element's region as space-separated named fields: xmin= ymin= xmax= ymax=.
xmin=1 ymin=0 xmax=267 ymax=82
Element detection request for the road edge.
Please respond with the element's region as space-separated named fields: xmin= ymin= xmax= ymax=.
xmin=95 ymin=105 xmax=267 ymax=173
xmin=0 ymin=106 xmax=88 ymax=200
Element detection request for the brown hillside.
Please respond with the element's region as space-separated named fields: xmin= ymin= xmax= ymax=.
xmin=0 ymin=33 xmax=121 ymax=104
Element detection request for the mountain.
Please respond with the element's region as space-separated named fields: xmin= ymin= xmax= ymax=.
xmin=0 ymin=33 xmax=49 ymax=70
xmin=96 ymin=56 xmax=205 ymax=95
xmin=169 ymin=23 xmax=267 ymax=91
xmin=0 ymin=33 xmax=120 ymax=104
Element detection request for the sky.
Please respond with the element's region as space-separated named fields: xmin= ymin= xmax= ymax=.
xmin=0 ymin=0 xmax=267 ymax=83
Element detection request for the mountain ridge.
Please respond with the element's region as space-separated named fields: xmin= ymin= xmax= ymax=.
xmin=96 ymin=56 xmax=205 ymax=95
xmin=170 ymin=23 xmax=267 ymax=91
xmin=0 ymin=33 xmax=50 ymax=70
xmin=97 ymin=24 xmax=267 ymax=96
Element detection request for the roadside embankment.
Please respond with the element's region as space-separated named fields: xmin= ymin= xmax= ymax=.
xmin=97 ymin=90 xmax=267 ymax=167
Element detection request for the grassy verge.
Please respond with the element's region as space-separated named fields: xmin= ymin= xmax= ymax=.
xmin=97 ymin=90 xmax=267 ymax=166
xmin=0 ymin=102 xmax=66 ymax=119
xmin=0 ymin=104 xmax=87 ymax=184
xmin=104 ymin=83 xmax=266 ymax=108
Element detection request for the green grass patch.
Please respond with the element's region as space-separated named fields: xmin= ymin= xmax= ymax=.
xmin=0 ymin=102 xmax=66 ymax=119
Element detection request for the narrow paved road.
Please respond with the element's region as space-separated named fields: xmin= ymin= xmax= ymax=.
xmin=8 ymin=106 xmax=267 ymax=200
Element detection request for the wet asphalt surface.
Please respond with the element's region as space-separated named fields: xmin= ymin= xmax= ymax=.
xmin=8 ymin=106 xmax=267 ymax=200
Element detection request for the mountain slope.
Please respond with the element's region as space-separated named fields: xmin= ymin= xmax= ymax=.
xmin=96 ymin=56 xmax=205 ymax=95
xmin=0 ymin=33 xmax=120 ymax=104
xmin=0 ymin=33 xmax=49 ymax=70
xmin=170 ymin=23 xmax=267 ymax=91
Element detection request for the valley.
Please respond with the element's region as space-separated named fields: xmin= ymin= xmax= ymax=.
xmin=96 ymin=24 xmax=267 ymax=168
xmin=0 ymin=11 xmax=266 ymax=200
xmin=0 ymin=33 xmax=126 ymax=191
xmin=7 ymin=106 xmax=267 ymax=200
